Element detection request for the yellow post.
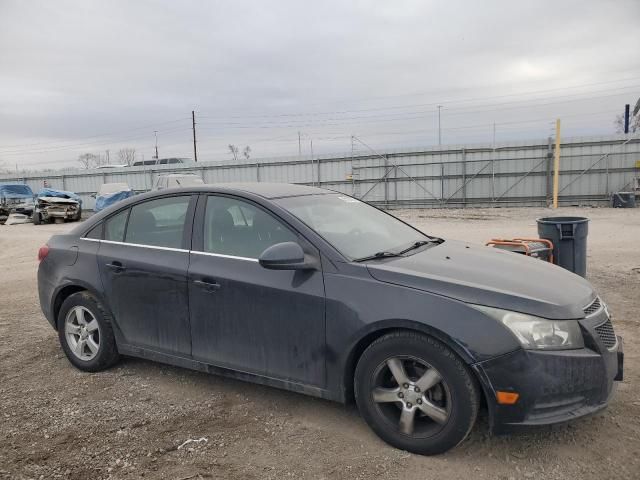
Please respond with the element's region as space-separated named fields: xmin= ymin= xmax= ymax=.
xmin=553 ymin=119 xmax=561 ymax=208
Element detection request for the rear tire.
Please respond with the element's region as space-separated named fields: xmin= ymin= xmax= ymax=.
xmin=57 ymin=291 xmax=119 ymax=372
xmin=354 ymin=331 xmax=479 ymax=455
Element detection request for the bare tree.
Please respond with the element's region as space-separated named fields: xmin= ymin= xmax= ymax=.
xmin=614 ymin=113 xmax=640 ymax=134
xmin=118 ymin=148 xmax=137 ymax=166
xmin=228 ymin=144 xmax=239 ymax=161
xmin=78 ymin=153 xmax=99 ymax=169
xmin=243 ymin=145 xmax=251 ymax=160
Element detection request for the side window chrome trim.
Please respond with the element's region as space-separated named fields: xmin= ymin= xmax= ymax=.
xmin=80 ymin=237 xmax=258 ymax=262
xmin=191 ymin=250 xmax=259 ymax=263
xmin=80 ymin=237 xmax=189 ymax=253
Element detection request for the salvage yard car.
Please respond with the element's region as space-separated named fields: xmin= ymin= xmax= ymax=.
xmin=37 ymin=183 xmax=623 ymax=455
xmin=0 ymin=182 xmax=35 ymax=224
xmin=34 ymin=188 xmax=82 ymax=224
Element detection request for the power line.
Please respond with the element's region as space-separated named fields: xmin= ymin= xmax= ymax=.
xmin=0 ymin=117 xmax=190 ymax=151
xmin=0 ymin=126 xmax=191 ymax=156
xmin=192 ymin=88 xmax=639 ymax=130
xmin=195 ymin=77 xmax=640 ymax=120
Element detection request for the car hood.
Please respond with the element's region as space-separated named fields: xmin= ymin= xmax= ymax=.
xmin=365 ymin=239 xmax=594 ymax=319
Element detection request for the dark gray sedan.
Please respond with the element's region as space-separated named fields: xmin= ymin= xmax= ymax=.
xmin=37 ymin=183 xmax=623 ymax=454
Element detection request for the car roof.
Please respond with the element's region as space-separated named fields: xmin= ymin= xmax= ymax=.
xmin=72 ymin=182 xmax=335 ymax=236
xmin=206 ymin=182 xmax=331 ymax=199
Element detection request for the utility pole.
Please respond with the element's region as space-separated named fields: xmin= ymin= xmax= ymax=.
xmin=624 ymin=104 xmax=630 ymax=134
xmin=298 ymin=131 xmax=302 ymax=158
xmin=153 ymin=131 xmax=159 ymax=159
xmin=437 ymin=105 xmax=443 ymax=146
xmin=105 ymin=149 xmax=110 ymax=165
xmin=192 ymin=110 xmax=198 ymax=162
xmin=553 ymin=119 xmax=561 ymax=209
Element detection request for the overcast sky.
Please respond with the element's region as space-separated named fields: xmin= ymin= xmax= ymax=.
xmin=1 ymin=0 xmax=639 ymax=171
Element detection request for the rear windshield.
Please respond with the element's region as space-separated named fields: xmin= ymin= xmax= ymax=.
xmin=0 ymin=184 xmax=34 ymax=197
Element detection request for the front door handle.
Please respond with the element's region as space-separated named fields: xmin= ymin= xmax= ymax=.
xmin=193 ymin=279 xmax=221 ymax=291
xmin=105 ymin=262 xmax=126 ymax=273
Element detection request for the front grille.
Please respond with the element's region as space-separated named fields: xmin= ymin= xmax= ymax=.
xmin=583 ymin=297 xmax=602 ymax=316
xmin=594 ymin=319 xmax=617 ymax=349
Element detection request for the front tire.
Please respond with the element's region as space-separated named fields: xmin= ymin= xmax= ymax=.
xmin=57 ymin=291 xmax=119 ymax=372
xmin=354 ymin=331 xmax=479 ymax=455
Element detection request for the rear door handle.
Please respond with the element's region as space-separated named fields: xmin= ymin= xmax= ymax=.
xmin=105 ymin=262 xmax=126 ymax=273
xmin=193 ymin=279 xmax=221 ymax=291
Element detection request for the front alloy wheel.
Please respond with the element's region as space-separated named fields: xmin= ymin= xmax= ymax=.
xmin=372 ymin=357 xmax=450 ymax=436
xmin=355 ymin=331 xmax=479 ymax=455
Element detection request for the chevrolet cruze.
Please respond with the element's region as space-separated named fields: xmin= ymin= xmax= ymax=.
xmin=38 ymin=183 xmax=623 ymax=454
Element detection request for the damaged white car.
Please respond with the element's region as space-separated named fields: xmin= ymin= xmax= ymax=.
xmin=33 ymin=188 xmax=82 ymax=225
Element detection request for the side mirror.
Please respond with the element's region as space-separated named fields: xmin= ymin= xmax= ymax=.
xmin=258 ymin=242 xmax=314 ymax=271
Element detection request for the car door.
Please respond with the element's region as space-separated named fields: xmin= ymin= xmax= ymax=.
xmin=97 ymin=194 xmax=196 ymax=356
xmin=188 ymin=194 xmax=326 ymax=386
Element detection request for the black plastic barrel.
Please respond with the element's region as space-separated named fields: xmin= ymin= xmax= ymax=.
xmin=536 ymin=216 xmax=589 ymax=277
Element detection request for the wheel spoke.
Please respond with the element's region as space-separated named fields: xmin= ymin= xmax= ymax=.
xmin=415 ymin=368 xmax=442 ymax=392
xmin=75 ymin=308 xmax=87 ymax=326
xmin=65 ymin=323 xmax=80 ymax=335
xmin=85 ymin=319 xmax=99 ymax=333
xmin=417 ymin=398 xmax=448 ymax=424
xmin=386 ymin=358 xmax=409 ymax=386
xmin=86 ymin=337 xmax=99 ymax=354
xmin=398 ymin=407 xmax=416 ymax=435
xmin=73 ymin=338 xmax=86 ymax=357
xmin=372 ymin=387 xmax=401 ymax=403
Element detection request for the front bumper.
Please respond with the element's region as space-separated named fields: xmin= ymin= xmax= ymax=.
xmin=473 ymin=310 xmax=623 ymax=434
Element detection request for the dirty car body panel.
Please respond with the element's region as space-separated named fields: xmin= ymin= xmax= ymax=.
xmin=37 ymin=183 xmax=623 ymax=434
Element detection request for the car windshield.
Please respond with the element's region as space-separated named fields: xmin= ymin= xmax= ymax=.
xmin=276 ymin=194 xmax=430 ymax=260
xmin=0 ymin=184 xmax=34 ymax=198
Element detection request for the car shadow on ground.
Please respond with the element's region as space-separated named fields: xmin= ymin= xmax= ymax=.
xmin=108 ymin=354 xmax=608 ymax=459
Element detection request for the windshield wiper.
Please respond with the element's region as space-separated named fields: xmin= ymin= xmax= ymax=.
xmin=396 ymin=239 xmax=438 ymax=255
xmin=353 ymin=251 xmax=401 ymax=262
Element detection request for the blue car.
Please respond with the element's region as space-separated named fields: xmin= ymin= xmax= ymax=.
xmin=0 ymin=183 xmax=35 ymax=223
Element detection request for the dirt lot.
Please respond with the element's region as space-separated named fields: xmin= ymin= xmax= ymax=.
xmin=1 ymin=207 xmax=638 ymax=480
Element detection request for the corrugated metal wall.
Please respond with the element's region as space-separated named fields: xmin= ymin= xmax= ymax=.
xmin=2 ymin=134 xmax=638 ymax=210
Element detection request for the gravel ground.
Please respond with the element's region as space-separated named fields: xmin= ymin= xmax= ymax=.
xmin=0 ymin=207 xmax=638 ymax=480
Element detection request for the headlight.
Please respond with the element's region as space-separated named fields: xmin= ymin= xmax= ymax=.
xmin=473 ymin=305 xmax=584 ymax=350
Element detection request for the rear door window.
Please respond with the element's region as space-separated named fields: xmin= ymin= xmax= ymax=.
xmin=85 ymin=223 xmax=103 ymax=239
xmin=125 ymin=196 xmax=190 ymax=248
xmin=104 ymin=209 xmax=129 ymax=242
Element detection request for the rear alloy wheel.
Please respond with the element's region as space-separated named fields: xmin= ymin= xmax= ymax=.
xmin=57 ymin=291 xmax=119 ymax=372
xmin=65 ymin=306 xmax=101 ymax=361
xmin=355 ymin=331 xmax=479 ymax=455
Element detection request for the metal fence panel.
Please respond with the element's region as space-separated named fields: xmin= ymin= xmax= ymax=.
xmin=1 ymin=134 xmax=638 ymax=210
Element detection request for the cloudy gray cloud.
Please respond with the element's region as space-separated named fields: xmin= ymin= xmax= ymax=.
xmin=1 ymin=0 xmax=639 ymax=170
